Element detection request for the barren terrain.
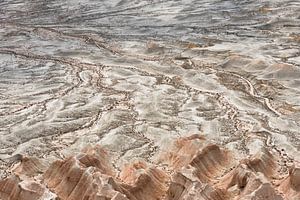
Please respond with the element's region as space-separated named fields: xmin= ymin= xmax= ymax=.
xmin=0 ymin=0 xmax=300 ymax=199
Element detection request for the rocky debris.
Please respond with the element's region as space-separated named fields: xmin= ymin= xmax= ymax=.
xmin=0 ymin=135 xmax=298 ymax=200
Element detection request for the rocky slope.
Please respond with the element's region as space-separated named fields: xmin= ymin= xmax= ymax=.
xmin=0 ymin=0 xmax=300 ymax=199
xmin=0 ymin=136 xmax=299 ymax=200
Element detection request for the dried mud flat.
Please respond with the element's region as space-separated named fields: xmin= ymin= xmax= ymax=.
xmin=0 ymin=0 xmax=300 ymax=199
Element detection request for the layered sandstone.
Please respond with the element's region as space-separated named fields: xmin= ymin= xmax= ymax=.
xmin=0 ymin=135 xmax=298 ymax=200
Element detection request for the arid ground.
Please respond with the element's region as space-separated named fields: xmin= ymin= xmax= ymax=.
xmin=0 ymin=0 xmax=300 ymax=199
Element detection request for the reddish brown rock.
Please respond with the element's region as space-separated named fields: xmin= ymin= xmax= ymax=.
xmin=78 ymin=144 xmax=115 ymax=176
xmin=120 ymin=160 xmax=169 ymax=200
xmin=12 ymin=156 xmax=48 ymax=178
xmin=278 ymin=162 xmax=300 ymax=200
xmin=246 ymin=147 xmax=277 ymax=178
xmin=0 ymin=141 xmax=298 ymax=200
xmin=157 ymin=134 xmax=205 ymax=170
xmin=191 ymin=144 xmax=231 ymax=183
xmin=0 ymin=175 xmax=54 ymax=200
xmin=43 ymin=145 xmax=125 ymax=200
xmin=166 ymin=171 xmax=228 ymax=200
xmin=219 ymin=163 xmax=284 ymax=200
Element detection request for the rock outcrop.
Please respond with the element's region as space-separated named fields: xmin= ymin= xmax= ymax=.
xmin=12 ymin=156 xmax=48 ymax=178
xmin=0 ymin=136 xmax=298 ymax=200
xmin=120 ymin=161 xmax=169 ymax=200
xmin=278 ymin=162 xmax=300 ymax=200
xmin=0 ymin=175 xmax=55 ymax=200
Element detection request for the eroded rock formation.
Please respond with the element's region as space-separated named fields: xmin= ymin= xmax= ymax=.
xmin=0 ymin=135 xmax=298 ymax=200
xmin=278 ymin=163 xmax=300 ymax=200
xmin=0 ymin=175 xmax=55 ymax=200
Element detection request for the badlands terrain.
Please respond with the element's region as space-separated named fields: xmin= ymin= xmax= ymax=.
xmin=0 ymin=0 xmax=300 ymax=199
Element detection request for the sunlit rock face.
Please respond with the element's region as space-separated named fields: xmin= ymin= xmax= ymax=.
xmin=0 ymin=139 xmax=298 ymax=200
xmin=0 ymin=0 xmax=300 ymax=199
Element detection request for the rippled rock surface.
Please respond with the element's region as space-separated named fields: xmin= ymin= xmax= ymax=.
xmin=0 ymin=0 xmax=300 ymax=199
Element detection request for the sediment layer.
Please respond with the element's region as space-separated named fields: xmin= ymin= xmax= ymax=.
xmin=1 ymin=136 xmax=299 ymax=200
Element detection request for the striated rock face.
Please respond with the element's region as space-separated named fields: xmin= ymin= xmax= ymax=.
xmin=157 ymin=134 xmax=206 ymax=170
xmin=190 ymin=144 xmax=231 ymax=183
xmin=0 ymin=175 xmax=56 ymax=200
xmin=120 ymin=161 xmax=169 ymax=200
xmin=289 ymin=165 xmax=300 ymax=191
xmin=166 ymin=171 xmax=227 ymax=200
xmin=2 ymin=135 xmax=298 ymax=200
xmin=43 ymin=145 xmax=124 ymax=200
xmin=278 ymin=163 xmax=300 ymax=200
xmin=12 ymin=157 xmax=48 ymax=178
xmin=219 ymin=164 xmax=283 ymax=200
xmin=245 ymin=147 xmax=277 ymax=178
